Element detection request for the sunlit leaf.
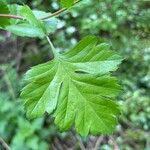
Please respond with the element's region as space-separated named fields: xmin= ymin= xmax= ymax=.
xmin=21 ymin=36 xmax=122 ymax=136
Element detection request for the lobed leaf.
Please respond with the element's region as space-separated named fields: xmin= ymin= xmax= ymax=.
xmin=21 ymin=36 xmax=122 ymax=136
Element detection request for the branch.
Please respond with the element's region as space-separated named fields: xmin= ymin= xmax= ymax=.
xmin=0 ymin=14 xmax=23 ymax=20
xmin=0 ymin=9 xmax=65 ymax=21
xmin=75 ymin=135 xmax=86 ymax=150
xmin=0 ymin=137 xmax=10 ymax=150
xmin=93 ymin=136 xmax=104 ymax=150
xmin=40 ymin=8 xmax=66 ymax=20
xmin=109 ymin=136 xmax=119 ymax=150
xmin=40 ymin=0 xmax=80 ymax=20
xmin=70 ymin=131 xmax=86 ymax=150
xmin=0 ymin=0 xmax=81 ymax=21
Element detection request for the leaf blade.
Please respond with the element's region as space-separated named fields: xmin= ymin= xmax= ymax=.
xmin=21 ymin=36 xmax=122 ymax=135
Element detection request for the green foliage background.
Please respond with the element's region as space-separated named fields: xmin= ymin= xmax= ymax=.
xmin=0 ymin=0 xmax=150 ymax=149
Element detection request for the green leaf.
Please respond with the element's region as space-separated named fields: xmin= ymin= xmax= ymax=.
xmin=0 ymin=2 xmax=10 ymax=27
xmin=32 ymin=10 xmax=58 ymax=34
xmin=60 ymin=0 xmax=74 ymax=8
xmin=19 ymin=5 xmax=47 ymax=35
xmin=5 ymin=23 xmax=45 ymax=38
xmin=1 ymin=5 xmax=58 ymax=38
xmin=21 ymin=36 xmax=122 ymax=136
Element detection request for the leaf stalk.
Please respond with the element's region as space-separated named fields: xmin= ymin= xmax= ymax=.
xmin=46 ymin=36 xmax=57 ymax=57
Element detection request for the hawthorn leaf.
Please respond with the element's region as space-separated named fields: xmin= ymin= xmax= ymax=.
xmin=21 ymin=36 xmax=122 ymax=136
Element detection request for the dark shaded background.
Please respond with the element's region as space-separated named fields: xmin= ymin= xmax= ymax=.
xmin=0 ymin=0 xmax=150 ymax=149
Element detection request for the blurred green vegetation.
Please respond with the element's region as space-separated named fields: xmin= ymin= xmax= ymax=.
xmin=0 ymin=0 xmax=150 ymax=149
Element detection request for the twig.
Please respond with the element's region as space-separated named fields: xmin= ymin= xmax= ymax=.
xmin=40 ymin=0 xmax=80 ymax=20
xmin=40 ymin=8 xmax=66 ymax=20
xmin=0 ymin=8 xmax=66 ymax=21
xmin=0 ymin=14 xmax=24 ymax=20
xmin=93 ymin=136 xmax=104 ymax=150
xmin=109 ymin=136 xmax=119 ymax=150
xmin=75 ymin=135 xmax=86 ymax=150
xmin=0 ymin=0 xmax=81 ymax=21
xmin=0 ymin=137 xmax=10 ymax=150
xmin=71 ymin=131 xmax=86 ymax=150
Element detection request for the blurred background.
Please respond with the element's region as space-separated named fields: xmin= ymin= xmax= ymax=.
xmin=0 ymin=0 xmax=150 ymax=149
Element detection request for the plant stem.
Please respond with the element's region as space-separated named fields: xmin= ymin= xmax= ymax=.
xmin=0 ymin=137 xmax=10 ymax=150
xmin=40 ymin=8 xmax=66 ymax=20
xmin=75 ymin=135 xmax=86 ymax=150
xmin=46 ymin=36 xmax=57 ymax=57
xmin=40 ymin=0 xmax=80 ymax=20
xmin=94 ymin=136 xmax=104 ymax=150
xmin=0 ymin=0 xmax=80 ymax=21
xmin=0 ymin=14 xmax=24 ymax=20
xmin=0 ymin=9 xmax=64 ymax=20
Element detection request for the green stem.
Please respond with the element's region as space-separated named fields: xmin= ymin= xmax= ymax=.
xmin=40 ymin=8 xmax=66 ymax=20
xmin=40 ymin=0 xmax=80 ymax=20
xmin=46 ymin=36 xmax=57 ymax=57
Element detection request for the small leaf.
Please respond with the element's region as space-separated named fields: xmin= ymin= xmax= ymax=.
xmin=5 ymin=23 xmax=45 ymax=38
xmin=19 ymin=5 xmax=47 ymax=35
xmin=21 ymin=36 xmax=122 ymax=136
xmin=0 ymin=2 xmax=10 ymax=27
xmin=32 ymin=10 xmax=58 ymax=33
xmin=1 ymin=4 xmax=58 ymax=38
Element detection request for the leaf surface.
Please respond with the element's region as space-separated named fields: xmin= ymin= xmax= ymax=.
xmin=0 ymin=2 xmax=10 ymax=27
xmin=61 ymin=0 xmax=74 ymax=8
xmin=1 ymin=5 xmax=58 ymax=38
xmin=19 ymin=5 xmax=47 ymax=34
xmin=21 ymin=36 xmax=122 ymax=135
xmin=6 ymin=23 xmax=45 ymax=37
